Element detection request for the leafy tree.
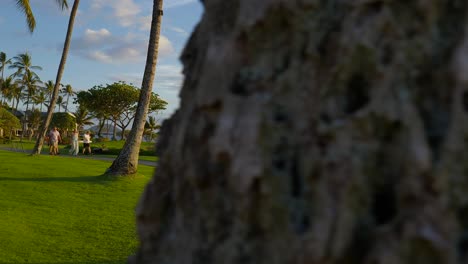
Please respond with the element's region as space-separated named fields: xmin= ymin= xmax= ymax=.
xmin=75 ymin=85 xmax=112 ymax=137
xmin=32 ymin=0 xmax=80 ymax=155
xmin=75 ymin=82 xmax=167 ymax=140
xmin=149 ymin=92 xmax=167 ymax=114
xmin=103 ymin=82 xmax=139 ymax=140
xmin=50 ymin=112 xmax=75 ymax=131
xmin=107 ymin=0 xmax=164 ymax=175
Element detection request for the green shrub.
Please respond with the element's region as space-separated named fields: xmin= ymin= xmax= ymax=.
xmin=0 ymin=108 xmax=21 ymax=138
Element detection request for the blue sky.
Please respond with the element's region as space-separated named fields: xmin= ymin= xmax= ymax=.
xmin=0 ymin=0 xmax=203 ymax=119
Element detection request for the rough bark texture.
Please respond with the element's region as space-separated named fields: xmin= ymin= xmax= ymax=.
xmin=106 ymin=0 xmax=163 ymax=176
xmin=31 ymin=0 xmax=80 ymax=155
xmin=133 ymin=0 xmax=468 ymax=263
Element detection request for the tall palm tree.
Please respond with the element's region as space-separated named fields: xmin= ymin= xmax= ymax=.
xmin=144 ymin=116 xmax=160 ymax=142
xmin=43 ymin=80 xmax=54 ymax=102
xmin=10 ymin=52 xmax=42 ymax=140
xmin=74 ymin=105 xmax=94 ymax=131
xmin=19 ymin=70 xmax=41 ymax=113
xmin=1 ymin=76 xmax=16 ymax=108
xmin=32 ymin=89 xmax=47 ymax=112
xmin=61 ymin=84 xmax=74 ymax=112
xmin=106 ymin=0 xmax=164 ymax=175
xmin=10 ymin=81 xmax=22 ymax=114
xmin=0 ymin=52 xmax=12 ymax=104
xmin=32 ymin=0 xmax=80 ymax=155
xmin=56 ymin=95 xmax=64 ymax=112
xmin=15 ymin=0 xmax=68 ymax=33
xmin=9 ymin=52 xmax=42 ymax=80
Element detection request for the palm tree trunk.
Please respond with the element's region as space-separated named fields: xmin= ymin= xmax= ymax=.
xmin=65 ymin=94 xmax=70 ymax=112
xmin=32 ymin=0 xmax=80 ymax=155
xmin=20 ymin=93 xmax=31 ymax=141
xmin=112 ymin=120 xmax=117 ymax=140
xmin=106 ymin=0 xmax=163 ymax=176
xmin=130 ymin=1 xmax=468 ymax=263
xmin=1 ymin=67 xmax=4 ymax=104
xmin=97 ymin=118 xmax=105 ymax=138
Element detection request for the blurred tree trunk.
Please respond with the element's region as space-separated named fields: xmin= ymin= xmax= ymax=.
xmin=132 ymin=1 xmax=468 ymax=263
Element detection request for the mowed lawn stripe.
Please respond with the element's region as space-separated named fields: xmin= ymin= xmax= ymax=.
xmin=0 ymin=150 xmax=154 ymax=263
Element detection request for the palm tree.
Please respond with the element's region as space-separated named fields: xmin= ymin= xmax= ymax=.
xmin=74 ymin=105 xmax=94 ymax=131
xmin=144 ymin=116 xmax=160 ymax=142
xmin=32 ymin=89 xmax=47 ymax=112
xmin=10 ymin=53 xmax=42 ymax=78
xmin=15 ymin=0 xmax=68 ymax=33
xmin=32 ymin=0 xmax=80 ymax=155
xmin=1 ymin=76 xmax=16 ymax=108
xmin=19 ymin=70 xmax=41 ymax=113
xmin=106 ymin=0 xmax=164 ymax=175
xmin=61 ymin=84 xmax=74 ymax=112
xmin=15 ymin=0 xmax=36 ymax=33
xmin=10 ymin=81 xmax=22 ymax=114
xmin=56 ymin=95 xmax=64 ymax=112
xmin=9 ymin=53 xmax=42 ymax=140
xmin=0 ymin=52 xmax=12 ymax=104
xmin=43 ymin=80 xmax=54 ymax=103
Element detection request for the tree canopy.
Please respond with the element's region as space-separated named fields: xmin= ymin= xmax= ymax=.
xmin=75 ymin=81 xmax=167 ymax=139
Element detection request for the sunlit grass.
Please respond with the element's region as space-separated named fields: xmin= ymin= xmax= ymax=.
xmin=0 ymin=150 xmax=154 ymax=263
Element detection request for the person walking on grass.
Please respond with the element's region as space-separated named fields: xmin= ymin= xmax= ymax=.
xmin=82 ymin=130 xmax=92 ymax=155
xmin=48 ymin=127 xmax=61 ymax=155
xmin=69 ymin=129 xmax=79 ymax=156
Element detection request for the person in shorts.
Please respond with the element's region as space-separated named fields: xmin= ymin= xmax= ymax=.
xmin=48 ymin=127 xmax=61 ymax=155
xmin=82 ymin=131 xmax=92 ymax=155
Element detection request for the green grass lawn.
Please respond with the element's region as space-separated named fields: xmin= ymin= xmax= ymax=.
xmin=1 ymin=139 xmax=157 ymax=161
xmin=0 ymin=150 xmax=154 ymax=263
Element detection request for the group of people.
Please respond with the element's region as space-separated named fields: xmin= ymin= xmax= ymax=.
xmin=48 ymin=127 xmax=92 ymax=156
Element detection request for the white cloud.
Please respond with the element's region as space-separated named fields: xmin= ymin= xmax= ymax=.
xmin=87 ymin=51 xmax=112 ymax=63
xmin=70 ymin=28 xmax=174 ymax=64
xmin=165 ymin=0 xmax=198 ymax=8
xmin=81 ymin=28 xmax=113 ymax=45
xmin=139 ymin=16 xmax=152 ymax=31
xmin=91 ymin=0 xmax=141 ymax=27
xmin=167 ymin=26 xmax=189 ymax=36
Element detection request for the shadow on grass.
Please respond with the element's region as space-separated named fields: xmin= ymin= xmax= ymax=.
xmin=0 ymin=174 xmax=113 ymax=183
